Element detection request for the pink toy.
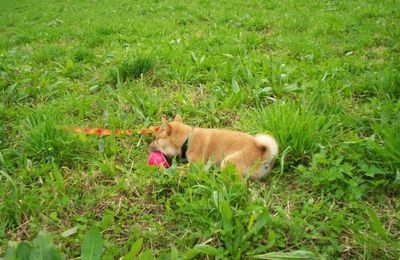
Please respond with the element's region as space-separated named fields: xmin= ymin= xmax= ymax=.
xmin=147 ymin=150 xmax=170 ymax=168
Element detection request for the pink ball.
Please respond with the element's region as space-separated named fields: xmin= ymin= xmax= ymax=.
xmin=147 ymin=150 xmax=170 ymax=168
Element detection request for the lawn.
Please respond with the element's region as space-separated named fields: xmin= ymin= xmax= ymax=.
xmin=0 ymin=0 xmax=399 ymax=259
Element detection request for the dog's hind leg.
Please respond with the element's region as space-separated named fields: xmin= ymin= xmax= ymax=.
xmin=221 ymin=151 xmax=249 ymax=178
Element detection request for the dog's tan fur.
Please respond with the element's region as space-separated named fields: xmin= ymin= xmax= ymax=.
xmin=150 ymin=115 xmax=279 ymax=179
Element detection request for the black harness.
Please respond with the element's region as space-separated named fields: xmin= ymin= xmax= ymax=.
xmin=180 ymin=137 xmax=189 ymax=163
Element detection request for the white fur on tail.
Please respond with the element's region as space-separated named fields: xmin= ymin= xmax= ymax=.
xmin=255 ymin=134 xmax=279 ymax=158
xmin=254 ymin=134 xmax=279 ymax=178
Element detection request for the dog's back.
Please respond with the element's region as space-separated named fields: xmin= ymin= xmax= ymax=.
xmin=187 ymin=127 xmax=278 ymax=178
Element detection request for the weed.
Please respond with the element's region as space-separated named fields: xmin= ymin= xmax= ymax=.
xmin=374 ymin=123 xmax=400 ymax=174
xmin=21 ymin=114 xmax=94 ymax=166
xmin=73 ymin=48 xmax=95 ymax=63
xmin=243 ymin=101 xmax=334 ymax=163
xmin=32 ymin=45 xmax=66 ymax=64
xmin=110 ymin=57 xmax=154 ymax=83
xmin=0 ymin=170 xmax=22 ymax=229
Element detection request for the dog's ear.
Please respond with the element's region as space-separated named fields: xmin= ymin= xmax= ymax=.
xmin=174 ymin=114 xmax=182 ymax=122
xmin=161 ymin=117 xmax=171 ymax=134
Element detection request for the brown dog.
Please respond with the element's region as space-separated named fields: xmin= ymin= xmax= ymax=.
xmin=150 ymin=115 xmax=279 ymax=179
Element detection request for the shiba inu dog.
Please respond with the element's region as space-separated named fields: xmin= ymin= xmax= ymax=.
xmin=150 ymin=115 xmax=279 ymax=179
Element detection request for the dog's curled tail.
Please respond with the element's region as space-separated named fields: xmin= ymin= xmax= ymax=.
xmin=255 ymin=134 xmax=279 ymax=159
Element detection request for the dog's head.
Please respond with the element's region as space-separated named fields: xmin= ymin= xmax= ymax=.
xmin=150 ymin=115 xmax=188 ymax=157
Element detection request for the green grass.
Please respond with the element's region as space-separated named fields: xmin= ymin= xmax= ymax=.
xmin=115 ymin=57 xmax=154 ymax=82
xmin=1 ymin=0 xmax=399 ymax=259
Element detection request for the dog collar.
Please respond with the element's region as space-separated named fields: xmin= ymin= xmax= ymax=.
xmin=180 ymin=129 xmax=192 ymax=162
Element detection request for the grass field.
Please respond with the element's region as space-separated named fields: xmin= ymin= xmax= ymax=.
xmin=1 ymin=0 xmax=399 ymax=259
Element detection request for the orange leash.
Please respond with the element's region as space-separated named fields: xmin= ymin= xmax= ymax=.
xmin=65 ymin=126 xmax=160 ymax=136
